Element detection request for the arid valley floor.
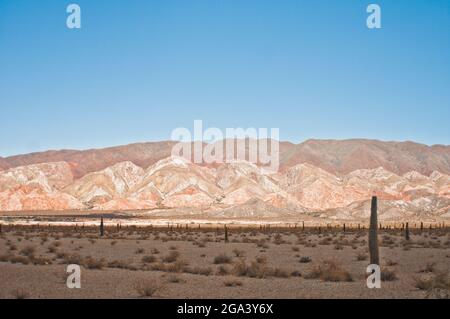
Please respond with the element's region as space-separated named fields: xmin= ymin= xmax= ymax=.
xmin=1 ymin=221 xmax=449 ymax=299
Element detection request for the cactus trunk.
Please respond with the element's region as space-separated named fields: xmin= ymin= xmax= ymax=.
xmin=100 ymin=217 xmax=104 ymax=237
xmin=224 ymin=225 xmax=229 ymax=243
xmin=405 ymin=222 xmax=410 ymax=240
xmin=369 ymin=196 xmax=380 ymax=265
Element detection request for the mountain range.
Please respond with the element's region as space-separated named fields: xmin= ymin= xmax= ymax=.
xmin=0 ymin=139 xmax=449 ymax=221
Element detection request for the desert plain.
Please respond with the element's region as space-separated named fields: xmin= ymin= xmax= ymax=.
xmin=0 ymin=214 xmax=449 ymax=299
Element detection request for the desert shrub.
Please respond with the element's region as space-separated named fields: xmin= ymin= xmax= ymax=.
xmin=135 ymin=281 xmax=162 ymax=297
xmin=319 ymin=238 xmax=332 ymax=245
xmin=149 ymin=262 xmax=167 ymax=272
xmin=107 ymin=260 xmax=129 ymax=269
xmin=12 ymin=289 xmax=30 ymax=299
xmin=385 ymin=259 xmax=398 ymax=266
xmin=162 ymin=251 xmax=180 ymax=263
xmin=419 ymin=262 xmax=437 ymax=273
xmin=47 ymin=246 xmax=57 ymax=254
xmin=415 ymin=271 xmax=450 ymax=292
xmin=356 ymin=252 xmax=368 ymax=261
xmin=56 ymin=251 xmax=68 ymax=259
xmin=291 ymin=270 xmax=302 ymax=277
xmin=0 ymin=254 xmax=13 ymax=262
xmin=271 ymin=267 xmax=290 ymax=278
xmin=232 ymin=259 xmax=290 ymax=279
xmin=216 ymin=265 xmax=230 ymax=276
xmin=299 ymin=256 xmax=312 ymax=263
xmin=9 ymin=256 xmax=30 ymax=265
xmin=195 ymin=241 xmax=206 ymax=248
xmin=381 ymin=268 xmax=397 ymax=281
xmin=20 ymin=246 xmax=35 ymax=257
xmin=142 ymin=255 xmax=157 ymax=264
xmin=214 ymin=253 xmax=232 ymax=264
xmin=30 ymin=256 xmax=51 ymax=266
xmin=184 ymin=266 xmax=212 ymax=276
xmin=232 ymin=249 xmax=245 ymax=257
xmin=82 ymin=257 xmax=105 ymax=269
xmin=165 ymin=260 xmax=188 ymax=273
xmin=256 ymin=239 xmax=269 ymax=249
xmin=62 ymin=253 xmax=82 ymax=264
xmin=135 ymin=248 xmax=145 ymax=254
xmin=273 ymin=234 xmax=284 ymax=245
xmin=305 ymin=260 xmax=353 ymax=282
xmin=166 ymin=274 xmax=184 ymax=283
xmin=224 ymin=279 xmax=243 ymax=287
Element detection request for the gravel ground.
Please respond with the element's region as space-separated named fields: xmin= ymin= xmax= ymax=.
xmin=0 ymin=226 xmax=449 ymax=299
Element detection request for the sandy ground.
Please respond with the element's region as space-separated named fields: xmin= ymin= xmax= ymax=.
xmin=0 ymin=225 xmax=449 ymax=299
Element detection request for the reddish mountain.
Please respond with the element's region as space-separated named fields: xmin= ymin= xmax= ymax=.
xmin=2 ymin=139 xmax=449 ymax=178
xmin=279 ymin=139 xmax=450 ymax=175
xmin=3 ymin=141 xmax=177 ymax=179
xmin=0 ymin=158 xmax=9 ymax=170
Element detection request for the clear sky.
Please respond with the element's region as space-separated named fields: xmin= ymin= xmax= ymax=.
xmin=0 ymin=0 xmax=449 ymax=157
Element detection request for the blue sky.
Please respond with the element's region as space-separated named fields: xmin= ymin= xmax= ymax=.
xmin=0 ymin=0 xmax=449 ymax=156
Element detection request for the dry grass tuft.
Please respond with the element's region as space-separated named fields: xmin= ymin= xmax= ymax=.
xmin=305 ymin=260 xmax=353 ymax=282
xmin=20 ymin=246 xmax=36 ymax=257
xmin=381 ymin=268 xmax=398 ymax=281
xmin=214 ymin=253 xmax=232 ymax=264
xmin=166 ymin=274 xmax=184 ymax=283
xmin=224 ymin=279 xmax=243 ymax=287
xmin=232 ymin=259 xmax=290 ymax=279
xmin=82 ymin=257 xmax=105 ymax=269
xmin=299 ymin=256 xmax=312 ymax=263
xmin=135 ymin=281 xmax=163 ymax=297
xmin=415 ymin=271 xmax=450 ymax=293
xmin=162 ymin=251 xmax=180 ymax=263
xmin=142 ymin=255 xmax=157 ymax=264
xmin=12 ymin=289 xmax=30 ymax=299
xmin=134 ymin=248 xmax=145 ymax=254
xmin=356 ymin=251 xmax=368 ymax=261
xmin=232 ymin=249 xmax=245 ymax=257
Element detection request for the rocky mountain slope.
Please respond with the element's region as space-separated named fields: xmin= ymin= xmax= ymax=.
xmin=0 ymin=162 xmax=81 ymax=211
xmin=0 ymin=151 xmax=449 ymax=220
xmin=2 ymin=139 xmax=450 ymax=177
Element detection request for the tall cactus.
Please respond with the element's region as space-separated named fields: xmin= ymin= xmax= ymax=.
xmin=405 ymin=222 xmax=410 ymax=241
xmin=100 ymin=217 xmax=104 ymax=237
xmin=369 ymin=196 xmax=380 ymax=265
xmin=224 ymin=225 xmax=229 ymax=243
